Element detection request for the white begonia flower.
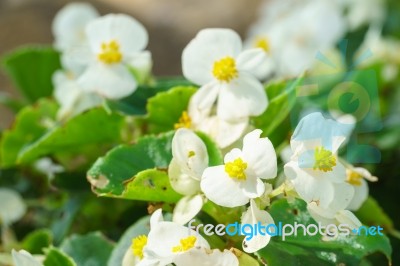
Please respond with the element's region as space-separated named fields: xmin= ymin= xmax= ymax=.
xmin=53 ymin=71 xmax=102 ymax=120
xmin=77 ymin=14 xmax=149 ymax=100
xmin=34 ymin=158 xmax=64 ymax=180
xmin=12 ymin=250 xmax=43 ymax=266
xmin=284 ymin=112 xmax=349 ymax=209
xmin=345 ymin=166 xmax=378 ymax=211
xmin=336 ymin=0 xmax=385 ymax=30
xmin=139 ymin=211 xmax=209 ymax=266
xmin=52 ymin=2 xmax=99 ymax=51
xmin=168 ymin=129 xmax=208 ymax=224
xmin=0 ymin=189 xmax=26 ymax=226
xmin=241 ymin=200 xmax=274 ymax=253
xmin=122 ymin=209 xmax=165 ymax=266
xmin=182 ymin=28 xmax=268 ymax=122
xmin=307 ymin=182 xmax=361 ymax=230
xmin=201 ymin=129 xmax=277 ymax=208
xmin=247 ymin=0 xmax=345 ymax=77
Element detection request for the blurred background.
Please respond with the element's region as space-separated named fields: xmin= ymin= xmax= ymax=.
xmin=0 ymin=0 xmax=262 ymax=129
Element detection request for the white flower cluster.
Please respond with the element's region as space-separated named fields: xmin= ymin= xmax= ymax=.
xmin=52 ymin=3 xmax=152 ymax=119
xmin=246 ymin=0 xmax=385 ymax=78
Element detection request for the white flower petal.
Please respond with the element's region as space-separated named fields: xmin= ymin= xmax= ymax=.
xmin=217 ymin=72 xmax=267 ymax=122
xmin=173 ymin=248 xmax=238 ymax=266
xmin=86 ymin=14 xmax=148 ymax=56
xmin=335 ymin=210 xmax=362 ymax=230
xmin=223 ymin=148 xmax=243 ymax=163
xmin=182 ymin=28 xmax=242 ymax=85
xmin=241 ymin=200 xmax=274 ymax=253
xmin=347 ymin=179 xmax=368 ymax=211
xmin=201 ymin=166 xmax=249 ymax=207
xmin=150 ymin=208 xmax=164 ymax=228
xmin=307 ymin=202 xmax=336 ymax=225
xmin=173 ymin=195 xmax=204 ymax=225
xmin=168 ymin=158 xmax=201 ymax=196
xmin=284 ymin=161 xmax=334 ymax=208
xmin=242 ymin=129 xmax=277 ymax=179
xmin=0 ymin=189 xmax=26 ymax=226
xmin=240 ymin=177 xmax=265 ymax=199
xmin=236 ymin=48 xmax=268 ymax=76
xmin=78 ymin=62 xmax=137 ymax=99
xmin=188 ymin=82 xmax=220 ymax=121
xmin=12 ymin=250 xmax=43 ymax=266
xmin=52 ymin=2 xmax=99 ymax=51
xmin=328 ymin=182 xmax=355 ymax=212
xmin=122 ymin=247 xmax=139 ymax=266
xmin=172 ymin=128 xmax=208 ymax=178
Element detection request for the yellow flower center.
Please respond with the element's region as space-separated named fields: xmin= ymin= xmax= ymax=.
xmin=172 ymin=236 xmax=197 ymax=253
xmin=131 ymin=235 xmax=147 ymax=260
xmin=174 ymin=111 xmax=192 ymax=129
xmin=212 ymin=56 xmax=238 ymax=82
xmin=254 ymin=37 xmax=270 ymax=52
xmin=313 ymin=146 xmax=336 ymax=172
xmin=98 ymin=40 xmax=122 ymax=64
xmin=346 ymin=170 xmax=363 ymax=186
xmin=225 ymin=158 xmax=248 ymax=180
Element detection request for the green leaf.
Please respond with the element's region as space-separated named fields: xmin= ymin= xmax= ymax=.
xmin=43 ymin=247 xmax=76 ymax=266
xmin=233 ymin=249 xmax=260 ymax=266
xmin=104 ymin=78 xmax=195 ymax=116
xmin=147 ymin=86 xmax=197 ymax=133
xmin=60 ymin=232 xmax=114 ymax=266
xmin=0 ymin=99 xmax=58 ymax=167
xmin=21 ymin=229 xmax=53 ymax=254
xmin=355 ymin=197 xmax=394 ymax=232
xmin=2 ymin=46 xmax=61 ymax=102
xmin=17 ymin=108 xmax=124 ymax=164
xmin=107 ymin=216 xmax=151 ymax=266
xmin=87 ymin=131 xmax=175 ymax=197
xmin=256 ymin=199 xmax=392 ymax=265
xmin=120 ymin=169 xmax=181 ymax=202
xmin=253 ymin=78 xmax=302 ymax=137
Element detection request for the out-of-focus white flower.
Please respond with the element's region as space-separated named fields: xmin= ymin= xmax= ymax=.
xmin=52 ymin=2 xmax=99 ymax=51
xmin=201 ymin=129 xmax=277 ymax=207
xmin=168 ymin=129 xmax=208 ymax=224
xmin=247 ymin=0 xmax=345 ymax=77
xmin=53 ymin=71 xmax=102 ymax=120
xmin=307 ymin=182 xmax=361 ymax=230
xmin=77 ymin=14 xmax=149 ymax=99
xmin=0 ymin=189 xmax=26 ymax=226
xmin=345 ymin=166 xmax=378 ymax=211
xmin=172 ymin=248 xmax=238 ymax=266
xmin=182 ymin=28 xmax=268 ymax=122
xmin=34 ymin=158 xmax=64 ymax=180
xmin=241 ymin=200 xmax=274 ymax=253
xmin=336 ymin=0 xmax=385 ymax=30
xmin=284 ymin=112 xmax=349 ymax=208
xmin=12 ymin=250 xmax=43 ymax=266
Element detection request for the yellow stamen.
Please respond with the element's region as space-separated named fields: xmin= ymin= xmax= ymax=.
xmin=225 ymin=158 xmax=248 ymax=180
xmin=346 ymin=170 xmax=363 ymax=186
xmin=172 ymin=236 xmax=197 ymax=253
xmin=98 ymin=40 xmax=122 ymax=64
xmin=313 ymin=146 xmax=336 ymax=172
xmin=131 ymin=235 xmax=147 ymax=259
xmin=212 ymin=56 xmax=238 ymax=82
xmin=254 ymin=37 xmax=270 ymax=52
xmin=174 ymin=111 xmax=192 ymax=129
xmin=188 ymin=150 xmax=196 ymax=158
